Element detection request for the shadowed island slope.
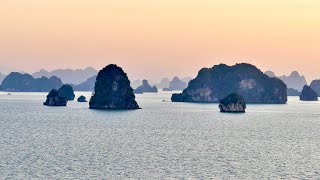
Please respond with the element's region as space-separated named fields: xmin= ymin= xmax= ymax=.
xmin=300 ymin=85 xmax=318 ymax=101
xmin=59 ymin=84 xmax=75 ymax=100
xmin=172 ymin=63 xmax=287 ymax=104
xmin=89 ymin=64 xmax=140 ymax=109
xmin=310 ymin=80 xmax=320 ymax=97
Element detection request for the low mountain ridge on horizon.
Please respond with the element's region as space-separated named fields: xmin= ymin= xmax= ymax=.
xmin=73 ymin=74 xmax=192 ymax=92
xmin=32 ymin=67 xmax=98 ymax=85
xmin=0 ymin=72 xmax=63 ymax=92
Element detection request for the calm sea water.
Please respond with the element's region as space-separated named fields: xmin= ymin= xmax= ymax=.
xmin=0 ymin=91 xmax=320 ymax=179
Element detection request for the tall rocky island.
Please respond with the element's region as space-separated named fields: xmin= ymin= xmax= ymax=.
xmin=89 ymin=64 xmax=140 ymax=109
xmin=172 ymin=63 xmax=287 ymax=104
xmin=300 ymin=85 xmax=318 ymax=101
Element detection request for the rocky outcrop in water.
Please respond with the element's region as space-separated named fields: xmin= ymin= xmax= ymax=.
xmin=172 ymin=63 xmax=287 ymax=104
xmin=89 ymin=64 xmax=140 ymax=109
xmin=310 ymin=80 xmax=320 ymax=97
xmin=287 ymin=88 xmax=301 ymax=96
xmin=300 ymin=85 xmax=318 ymax=101
xmin=77 ymin=95 xmax=88 ymax=102
xmin=133 ymin=80 xmax=158 ymax=94
xmin=43 ymin=89 xmax=68 ymax=106
xmin=58 ymin=84 xmax=75 ymax=100
xmin=219 ymin=93 xmax=246 ymax=113
xmin=0 ymin=72 xmax=62 ymax=92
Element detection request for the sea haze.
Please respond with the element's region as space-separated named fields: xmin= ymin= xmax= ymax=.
xmin=0 ymin=92 xmax=320 ymax=179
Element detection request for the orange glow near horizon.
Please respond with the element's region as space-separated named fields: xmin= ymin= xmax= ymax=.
xmin=0 ymin=0 xmax=320 ymax=81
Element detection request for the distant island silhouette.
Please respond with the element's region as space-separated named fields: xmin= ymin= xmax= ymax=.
xmin=0 ymin=72 xmax=63 ymax=92
xmin=32 ymin=67 xmax=98 ymax=85
xmin=134 ymin=80 xmax=158 ymax=94
xmin=265 ymin=71 xmax=308 ymax=91
xmin=172 ymin=63 xmax=287 ymax=104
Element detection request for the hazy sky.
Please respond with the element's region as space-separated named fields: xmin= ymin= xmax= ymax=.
xmin=0 ymin=0 xmax=320 ymax=81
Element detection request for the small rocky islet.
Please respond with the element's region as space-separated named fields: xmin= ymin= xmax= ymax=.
xmin=77 ymin=95 xmax=88 ymax=102
xmin=89 ymin=64 xmax=140 ymax=109
xmin=44 ymin=84 xmax=75 ymax=106
xmin=43 ymin=89 xmax=68 ymax=106
xmin=219 ymin=93 xmax=246 ymax=113
xmin=300 ymin=85 xmax=318 ymax=101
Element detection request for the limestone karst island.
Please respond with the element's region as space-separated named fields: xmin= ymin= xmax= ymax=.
xmin=1 ymin=0 xmax=320 ymax=179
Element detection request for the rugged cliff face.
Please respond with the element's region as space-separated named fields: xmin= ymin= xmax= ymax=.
xmin=172 ymin=63 xmax=287 ymax=104
xmin=134 ymin=80 xmax=158 ymax=94
xmin=219 ymin=93 xmax=246 ymax=113
xmin=300 ymin=85 xmax=318 ymax=101
xmin=89 ymin=64 xmax=140 ymax=109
